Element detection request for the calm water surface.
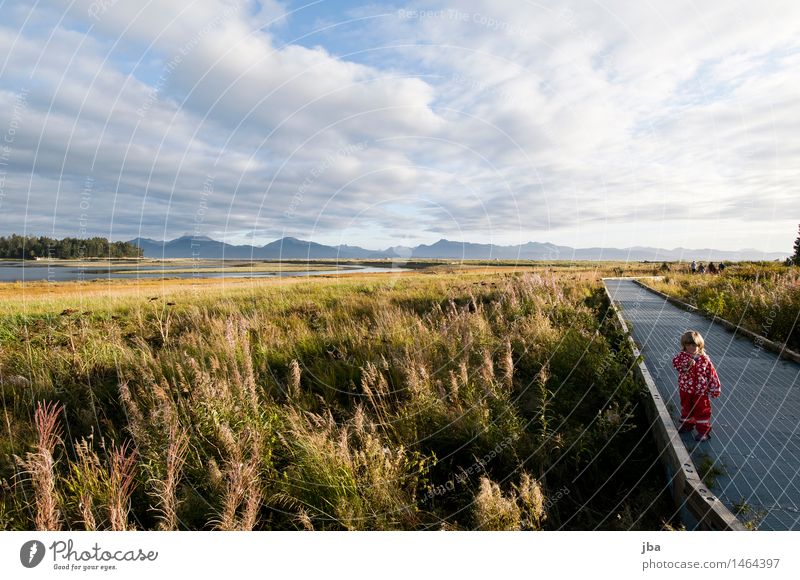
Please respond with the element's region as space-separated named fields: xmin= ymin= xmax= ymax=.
xmin=0 ymin=262 xmax=406 ymax=282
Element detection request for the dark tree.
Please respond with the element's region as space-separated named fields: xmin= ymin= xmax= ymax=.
xmin=793 ymin=224 xmax=800 ymax=266
xmin=0 ymin=235 xmax=143 ymax=259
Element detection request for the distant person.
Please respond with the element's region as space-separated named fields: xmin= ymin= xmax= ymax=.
xmin=672 ymin=330 xmax=722 ymax=441
xmin=698 ymin=262 xmax=706 ymax=274
xmin=718 ymin=262 xmax=725 ymax=273
xmin=690 ymin=260 xmax=697 ymax=274
xmin=708 ymin=262 xmax=717 ymax=274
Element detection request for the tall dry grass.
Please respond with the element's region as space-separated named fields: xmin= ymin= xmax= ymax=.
xmin=19 ymin=402 xmax=63 ymax=531
xmin=1 ymin=267 xmax=671 ymax=529
xmin=474 ymin=473 xmax=546 ymax=530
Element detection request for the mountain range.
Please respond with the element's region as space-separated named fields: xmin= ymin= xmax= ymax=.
xmin=127 ymin=236 xmax=788 ymax=262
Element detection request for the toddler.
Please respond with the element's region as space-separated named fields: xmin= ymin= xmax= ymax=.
xmin=672 ymin=330 xmax=721 ymax=441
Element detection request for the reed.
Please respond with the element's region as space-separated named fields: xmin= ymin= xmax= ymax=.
xmin=474 ymin=476 xmax=520 ymax=530
xmin=1 ymin=265 xmax=673 ymax=529
xmin=22 ymin=402 xmax=64 ymax=531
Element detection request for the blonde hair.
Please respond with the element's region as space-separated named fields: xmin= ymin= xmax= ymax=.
xmin=680 ymin=330 xmax=705 ymax=355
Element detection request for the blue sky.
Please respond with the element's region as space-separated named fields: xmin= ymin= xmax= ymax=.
xmin=0 ymin=0 xmax=798 ymax=253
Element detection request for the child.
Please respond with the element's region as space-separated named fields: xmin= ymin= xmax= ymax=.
xmin=672 ymin=330 xmax=722 ymax=441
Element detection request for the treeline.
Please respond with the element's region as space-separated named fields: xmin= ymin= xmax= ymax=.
xmin=0 ymin=234 xmax=143 ymax=259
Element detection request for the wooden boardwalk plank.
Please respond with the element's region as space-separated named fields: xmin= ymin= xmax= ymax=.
xmin=604 ymin=278 xmax=800 ymax=530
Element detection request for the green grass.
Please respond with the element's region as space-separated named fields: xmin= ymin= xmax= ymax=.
xmin=1 ymin=265 xmax=675 ymax=530
xmin=641 ymin=262 xmax=800 ymax=351
xmin=695 ymin=454 xmax=725 ymax=490
xmin=731 ymin=497 xmax=768 ymax=530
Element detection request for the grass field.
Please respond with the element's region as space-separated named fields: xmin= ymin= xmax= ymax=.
xmin=1 ymin=262 xmax=676 ymax=530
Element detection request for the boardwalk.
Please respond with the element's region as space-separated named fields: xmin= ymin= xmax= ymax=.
xmin=604 ymin=279 xmax=800 ymax=530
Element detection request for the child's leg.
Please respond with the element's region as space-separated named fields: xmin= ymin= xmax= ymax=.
xmin=693 ymin=395 xmax=712 ymax=435
xmin=679 ymin=391 xmax=695 ymax=431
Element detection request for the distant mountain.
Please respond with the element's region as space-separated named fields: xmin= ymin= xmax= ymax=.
xmin=127 ymin=235 xmax=385 ymax=260
xmin=408 ymin=239 xmax=570 ymax=259
xmin=127 ymin=236 xmax=788 ymax=262
xmin=129 ymin=235 xmax=238 ymax=259
xmin=259 ymin=237 xmax=384 ymax=259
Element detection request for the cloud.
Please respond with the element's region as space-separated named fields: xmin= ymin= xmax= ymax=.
xmin=0 ymin=0 xmax=797 ymax=252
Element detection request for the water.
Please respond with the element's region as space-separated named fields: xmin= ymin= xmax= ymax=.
xmin=0 ymin=261 xmax=407 ymax=282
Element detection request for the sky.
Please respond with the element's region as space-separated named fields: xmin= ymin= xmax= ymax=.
xmin=0 ymin=0 xmax=797 ymax=253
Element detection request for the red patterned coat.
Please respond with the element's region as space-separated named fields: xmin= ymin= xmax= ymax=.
xmin=672 ymin=351 xmax=722 ymax=397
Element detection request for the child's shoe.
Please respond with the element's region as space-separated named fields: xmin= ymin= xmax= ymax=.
xmin=694 ymin=431 xmax=711 ymax=442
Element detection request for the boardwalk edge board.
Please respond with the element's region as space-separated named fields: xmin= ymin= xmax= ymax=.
xmin=602 ymin=279 xmax=746 ymax=531
xmin=631 ymin=278 xmax=800 ymax=365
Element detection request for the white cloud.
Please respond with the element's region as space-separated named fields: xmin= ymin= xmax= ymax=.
xmin=0 ymin=0 xmax=797 ymax=252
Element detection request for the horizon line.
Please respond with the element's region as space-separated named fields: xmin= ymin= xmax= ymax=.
xmin=124 ymin=234 xmax=789 ymax=256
